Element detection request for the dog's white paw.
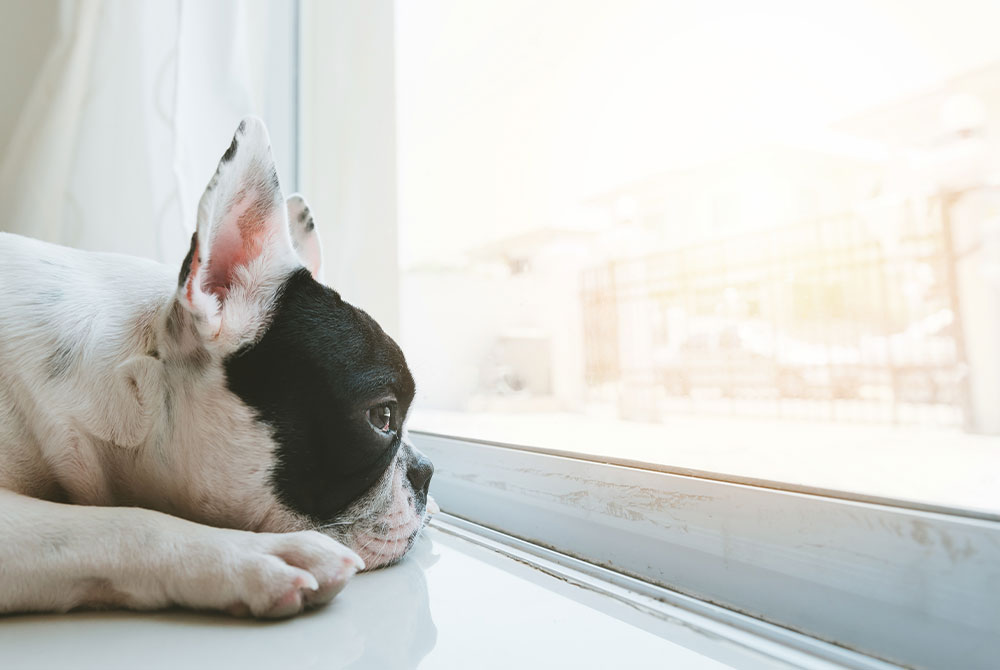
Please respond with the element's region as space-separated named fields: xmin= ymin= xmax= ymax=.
xmin=199 ymin=530 xmax=364 ymax=618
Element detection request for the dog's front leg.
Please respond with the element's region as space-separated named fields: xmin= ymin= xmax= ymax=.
xmin=0 ymin=489 xmax=363 ymax=617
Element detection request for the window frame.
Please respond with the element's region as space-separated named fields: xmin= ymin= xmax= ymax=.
xmin=299 ymin=3 xmax=1000 ymax=668
xmin=413 ymin=430 xmax=1000 ymax=670
xmin=430 ymin=513 xmax=906 ymax=670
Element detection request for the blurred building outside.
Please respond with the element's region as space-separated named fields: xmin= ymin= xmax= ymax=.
xmin=402 ymin=63 xmax=1000 ymax=436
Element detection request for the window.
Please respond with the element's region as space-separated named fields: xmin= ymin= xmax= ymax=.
xmin=301 ymin=2 xmax=1000 ymax=668
xmin=390 ymin=0 xmax=1000 ymax=516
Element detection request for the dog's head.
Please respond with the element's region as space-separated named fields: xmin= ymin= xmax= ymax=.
xmin=168 ymin=118 xmax=430 ymax=569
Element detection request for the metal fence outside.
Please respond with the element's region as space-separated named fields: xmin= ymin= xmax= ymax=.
xmin=582 ymin=196 xmax=968 ymax=428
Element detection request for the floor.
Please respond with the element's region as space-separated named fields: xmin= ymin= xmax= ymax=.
xmin=0 ymin=526 xmax=818 ymax=670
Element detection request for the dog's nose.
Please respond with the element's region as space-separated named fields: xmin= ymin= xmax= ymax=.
xmin=407 ymin=452 xmax=434 ymax=498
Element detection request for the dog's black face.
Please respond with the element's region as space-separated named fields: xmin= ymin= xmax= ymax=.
xmin=224 ymin=268 xmax=431 ymax=563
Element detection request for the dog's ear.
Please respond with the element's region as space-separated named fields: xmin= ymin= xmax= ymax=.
xmin=176 ymin=117 xmax=300 ymax=344
xmin=286 ymin=194 xmax=323 ymax=281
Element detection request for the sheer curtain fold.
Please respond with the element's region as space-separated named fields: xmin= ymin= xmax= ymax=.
xmin=0 ymin=0 xmax=278 ymax=265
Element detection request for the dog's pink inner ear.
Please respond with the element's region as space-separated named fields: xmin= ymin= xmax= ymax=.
xmin=204 ymin=190 xmax=277 ymax=298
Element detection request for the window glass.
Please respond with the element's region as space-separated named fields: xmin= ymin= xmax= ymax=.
xmin=395 ymin=0 xmax=1000 ymax=513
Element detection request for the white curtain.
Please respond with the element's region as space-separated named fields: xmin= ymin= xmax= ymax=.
xmin=0 ymin=0 xmax=295 ymax=264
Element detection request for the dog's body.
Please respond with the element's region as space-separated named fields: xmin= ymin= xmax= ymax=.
xmin=0 ymin=118 xmax=431 ymax=617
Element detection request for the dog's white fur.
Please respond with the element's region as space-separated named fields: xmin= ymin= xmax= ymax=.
xmin=0 ymin=118 xmax=424 ymax=617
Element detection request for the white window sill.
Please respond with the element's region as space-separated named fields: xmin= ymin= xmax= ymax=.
xmin=0 ymin=522 xmax=899 ymax=670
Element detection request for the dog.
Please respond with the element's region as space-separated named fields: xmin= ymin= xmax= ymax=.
xmin=0 ymin=118 xmax=433 ymax=618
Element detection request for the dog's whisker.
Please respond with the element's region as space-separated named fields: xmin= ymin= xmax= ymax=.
xmin=314 ymin=520 xmax=354 ymax=530
xmin=356 ymin=533 xmax=379 ymax=560
xmin=374 ymin=543 xmax=387 ymax=569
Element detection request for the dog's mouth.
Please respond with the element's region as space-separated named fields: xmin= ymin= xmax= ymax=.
xmin=352 ymin=514 xmax=426 ymax=570
xmin=345 ymin=492 xmax=438 ymax=570
xmin=322 ymin=459 xmax=437 ymax=570
xmin=312 ymin=513 xmax=426 ymax=570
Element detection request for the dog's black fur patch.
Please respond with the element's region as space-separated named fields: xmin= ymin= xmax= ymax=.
xmin=220 ymin=135 xmax=239 ymax=164
xmin=178 ymin=232 xmax=198 ymax=287
xmin=224 ymin=269 xmax=415 ymax=521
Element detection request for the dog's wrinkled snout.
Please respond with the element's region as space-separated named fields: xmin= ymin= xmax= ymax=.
xmin=406 ymin=451 xmax=434 ymax=500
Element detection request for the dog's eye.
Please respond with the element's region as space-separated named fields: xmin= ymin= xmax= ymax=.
xmin=367 ymin=404 xmax=394 ymax=433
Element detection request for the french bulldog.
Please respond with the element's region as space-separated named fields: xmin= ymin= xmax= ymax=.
xmin=0 ymin=117 xmax=432 ymax=618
